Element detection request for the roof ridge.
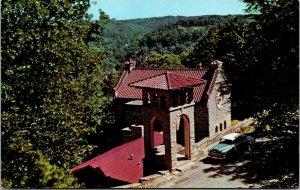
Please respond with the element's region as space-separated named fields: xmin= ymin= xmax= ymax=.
xmin=132 ymin=67 xmax=208 ymax=71
xmin=114 ymin=71 xmax=128 ymax=92
xmin=165 ymin=71 xmax=205 ymax=81
xmin=129 ymin=71 xmax=201 ymax=88
xmin=128 ymin=71 xmax=167 ymax=86
xmin=165 ymin=72 xmax=170 ymax=89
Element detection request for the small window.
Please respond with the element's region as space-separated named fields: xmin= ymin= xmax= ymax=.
xmin=224 ymin=121 xmax=227 ymax=129
xmin=220 ymin=123 xmax=223 ymax=131
xmin=160 ymin=96 xmax=166 ymax=107
xmin=215 ymin=126 xmax=218 ymax=133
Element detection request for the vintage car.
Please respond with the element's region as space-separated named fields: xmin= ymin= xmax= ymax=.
xmin=208 ymin=133 xmax=255 ymax=160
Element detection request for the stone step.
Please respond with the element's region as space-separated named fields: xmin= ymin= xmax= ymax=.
xmin=176 ymin=161 xmax=195 ymax=172
xmin=157 ymin=170 xmax=169 ymax=175
xmin=139 ymin=173 xmax=162 ymax=182
xmin=177 ymin=153 xmax=185 ymax=158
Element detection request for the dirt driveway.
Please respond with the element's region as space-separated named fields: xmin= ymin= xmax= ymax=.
xmin=156 ymin=155 xmax=261 ymax=188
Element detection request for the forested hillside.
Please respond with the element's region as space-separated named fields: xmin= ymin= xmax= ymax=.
xmin=99 ymin=15 xmax=253 ymax=69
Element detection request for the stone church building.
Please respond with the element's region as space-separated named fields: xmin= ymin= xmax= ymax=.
xmin=71 ymin=60 xmax=231 ymax=187
xmin=114 ymin=60 xmax=231 ymax=171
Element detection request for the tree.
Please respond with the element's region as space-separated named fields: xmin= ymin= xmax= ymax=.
xmin=2 ymin=148 xmax=82 ymax=188
xmin=243 ymin=0 xmax=299 ymax=109
xmin=183 ymin=26 xmax=220 ymax=68
xmin=144 ymin=53 xmax=184 ymax=68
xmin=184 ymin=0 xmax=298 ymax=117
xmin=214 ymin=17 xmax=259 ymax=117
xmin=2 ymin=0 xmax=111 ymax=188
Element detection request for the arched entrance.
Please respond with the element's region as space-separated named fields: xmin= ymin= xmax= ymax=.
xmin=176 ymin=115 xmax=191 ymax=160
xmin=149 ymin=116 xmax=164 ymax=151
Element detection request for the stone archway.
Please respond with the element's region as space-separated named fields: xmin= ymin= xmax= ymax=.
xmin=148 ymin=116 xmax=164 ymax=151
xmin=177 ymin=115 xmax=191 ymax=160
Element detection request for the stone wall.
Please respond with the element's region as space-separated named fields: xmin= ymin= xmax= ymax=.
xmin=207 ymin=70 xmax=231 ymax=137
xmin=194 ymin=103 xmax=209 ymax=143
xmin=122 ymin=124 xmax=144 ymax=142
xmin=143 ymin=99 xmax=197 ymax=171
xmin=125 ymin=104 xmax=144 ymax=126
xmin=195 ymin=117 xmax=254 ymax=157
xmin=113 ymin=99 xmax=130 ymax=129
xmin=169 ymin=103 xmax=196 ymax=161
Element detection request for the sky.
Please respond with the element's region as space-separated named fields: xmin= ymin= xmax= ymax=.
xmin=89 ymin=0 xmax=247 ymax=20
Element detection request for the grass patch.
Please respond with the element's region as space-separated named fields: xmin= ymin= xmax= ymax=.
xmin=231 ymin=120 xmax=240 ymax=126
xmin=240 ymin=125 xmax=255 ymax=134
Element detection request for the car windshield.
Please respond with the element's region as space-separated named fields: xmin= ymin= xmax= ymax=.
xmin=220 ymin=139 xmax=233 ymax=144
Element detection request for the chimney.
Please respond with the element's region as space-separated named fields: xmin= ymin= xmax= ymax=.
xmin=124 ymin=58 xmax=136 ymax=72
xmin=209 ymin=60 xmax=223 ymax=70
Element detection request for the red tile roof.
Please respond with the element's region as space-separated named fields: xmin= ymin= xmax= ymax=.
xmin=114 ymin=68 xmax=208 ymax=102
xmin=71 ymin=132 xmax=163 ymax=183
xmin=129 ymin=72 xmax=206 ymax=90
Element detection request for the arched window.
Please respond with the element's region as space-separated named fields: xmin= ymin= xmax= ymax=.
xmin=153 ymin=94 xmax=158 ymax=106
xmin=224 ymin=121 xmax=227 ymax=129
xmin=220 ymin=123 xmax=223 ymax=131
xmin=147 ymin=93 xmax=151 ymax=104
xmin=185 ymin=92 xmax=189 ymax=103
xmin=215 ymin=126 xmax=218 ymax=133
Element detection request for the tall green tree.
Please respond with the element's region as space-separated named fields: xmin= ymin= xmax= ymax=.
xmin=144 ymin=53 xmax=184 ymax=68
xmin=243 ymin=0 xmax=299 ymax=108
xmin=2 ymin=0 xmax=111 ymax=188
xmin=184 ymin=0 xmax=298 ymax=117
xmin=182 ymin=26 xmax=220 ymax=68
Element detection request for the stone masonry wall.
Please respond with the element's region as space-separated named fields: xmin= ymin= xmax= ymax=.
xmin=113 ymin=101 xmax=126 ymax=128
xmin=169 ymin=103 xmax=196 ymax=161
xmin=194 ymin=104 xmax=209 ymax=143
xmin=207 ymin=72 xmax=231 ymax=137
xmin=125 ymin=104 xmax=144 ymax=126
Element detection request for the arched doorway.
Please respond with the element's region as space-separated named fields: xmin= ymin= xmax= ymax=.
xmin=176 ymin=115 xmax=191 ymax=160
xmin=149 ymin=117 xmax=164 ymax=151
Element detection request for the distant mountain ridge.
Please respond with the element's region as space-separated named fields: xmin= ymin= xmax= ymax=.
xmin=97 ymin=14 xmax=251 ymax=69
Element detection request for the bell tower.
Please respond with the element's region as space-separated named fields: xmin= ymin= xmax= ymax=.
xmin=129 ymin=72 xmax=205 ymax=171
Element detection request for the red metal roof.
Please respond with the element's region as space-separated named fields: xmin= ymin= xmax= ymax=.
xmin=114 ymin=68 xmax=208 ymax=102
xmin=71 ymin=132 xmax=163 ymax=183
xmin=129 ymin=72 xmax=205 ymax=90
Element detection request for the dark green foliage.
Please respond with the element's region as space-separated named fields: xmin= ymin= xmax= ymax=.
xmin=97 ymin=15 xmax=250 ymax=69
xmin=2 ymin=148 xmax=82 ymax=188
xmin=2 ymin=0 xmax=112 ymax=188
xmin=185 ymin=1 xmax=298 ymax=118
xmin=143 ymin=53 xmax=184 ymax=68
xmin=103 ymin=16 xmax=181 ymax=63
xmin=138 ymin=15 xmax=249 ymax=57
xmin=182 ymin=26 xmax=220 ymax=68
